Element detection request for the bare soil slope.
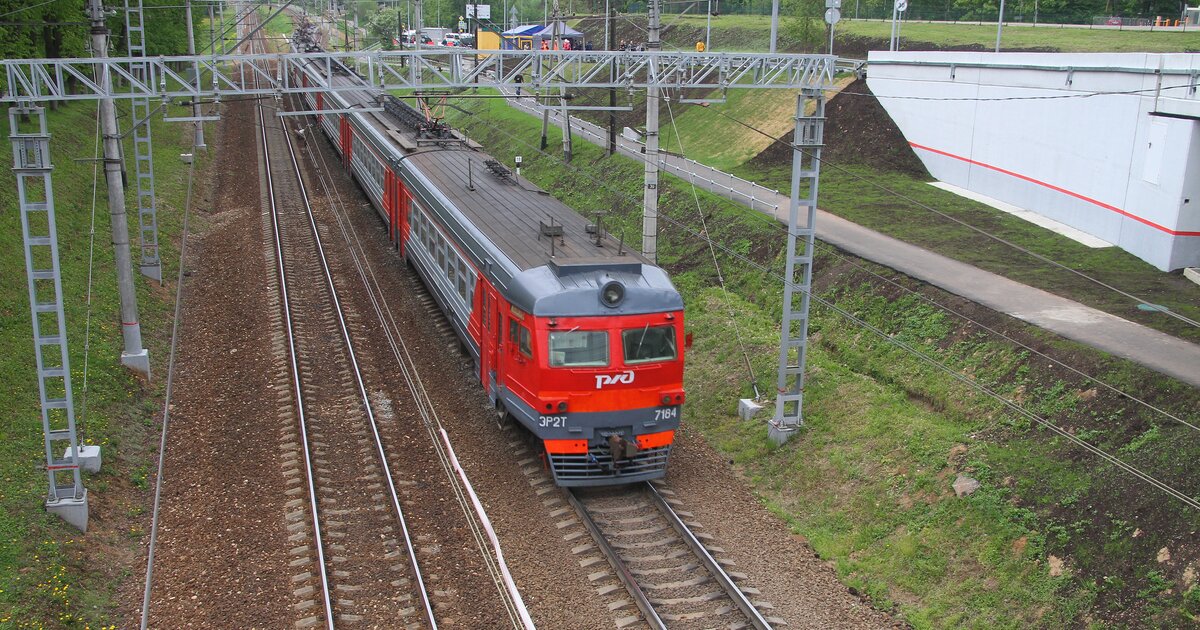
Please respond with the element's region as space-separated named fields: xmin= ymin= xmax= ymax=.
xmin=748 ymin=77 xmax=929 ymax=179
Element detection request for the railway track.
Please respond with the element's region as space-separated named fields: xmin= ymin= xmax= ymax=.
xmin=251 ymin=23 xmax=434 ymax=629
xmin=568 ymin=482 xmax=778 ymax=629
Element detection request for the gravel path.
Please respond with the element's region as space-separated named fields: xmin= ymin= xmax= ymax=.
xmin=124 ymin=99 xmax=297 ymax=627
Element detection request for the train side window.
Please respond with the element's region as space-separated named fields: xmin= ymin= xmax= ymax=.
xmin=457 ymin=260 xmax=467 ymax=301
xmin=508 ymin=318 xmax=519 ymax=345
xmin=482 ymin=292 xmax=489 ymax=329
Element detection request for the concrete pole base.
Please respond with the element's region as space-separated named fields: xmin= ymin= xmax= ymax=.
xmin=47 ymin=491 xmax=88 ymax=533
xmin=121 ymin=349 xmax=151 ymax=379
xmin=140 ymin=263 xmax=162 ymax=282
xmin=767 ymin=420 xmax=798 ymax=446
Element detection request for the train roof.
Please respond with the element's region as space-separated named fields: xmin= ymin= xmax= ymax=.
xmin=294 ymin=50 xmax=683 ymax=317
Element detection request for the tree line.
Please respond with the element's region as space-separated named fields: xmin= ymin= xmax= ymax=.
xmin=0 ymin=0 xmax=203 ymax=62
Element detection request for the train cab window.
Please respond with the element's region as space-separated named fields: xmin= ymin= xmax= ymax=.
xmin=548 ymin=331 xmax=609 ymax=367
xmin=508 ymin=319 xmax=532 ymax=357
xmin=622 ymin=325 xmax=677 ymax=364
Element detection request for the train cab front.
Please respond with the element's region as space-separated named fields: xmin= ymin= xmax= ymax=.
xmin=535 ymin=309 xmax=686 ymax=486
xmin=498 ymin=263 xmax=686 ymax=485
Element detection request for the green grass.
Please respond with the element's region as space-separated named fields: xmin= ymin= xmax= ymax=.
xmin=601 ymin=13 xmax=1200 ymax=53
xmin=659 ymin=87 xmax=804 ymax=172
xmin=839 ymin=19 xmax=1200 ymax=53
xmin=0 ymin=100 xmax=209 ymax=627
xmin=257 ymin=5 xmax=294 ymax=41
xmin=444 ymin=92 xmax=1200 ymax=627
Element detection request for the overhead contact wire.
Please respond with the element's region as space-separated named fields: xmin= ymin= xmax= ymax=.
xmin=451 ymin=98 xmax=1200 ymax=512
xmin=294 ymin=89 xmax=532 ymax=628
xmin=664 ymin=97 xmax=760 ymax=398
xmin=139 ymin=119 xmax=199 ymax=630
xmin=278 ymin=100 xmax=439 ymax=630
xmin=710 ymin=107 xmax=1200 ymax=330
xmin=496 ymin=88 xmax=1195 ymax=432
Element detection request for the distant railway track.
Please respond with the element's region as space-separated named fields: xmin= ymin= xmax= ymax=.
xmin=568 ymin=482 xmax=776 ymax=629
xmin=252 ymin=21 xmax=435 ymax=628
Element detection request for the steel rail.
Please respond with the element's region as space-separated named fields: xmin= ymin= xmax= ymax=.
xmin=565 ymin=490 xmax=668 ymax=630
xmin=645 ymin=483 xmax=772 ymax=629
xmin=273 ymin=80 xmax=439 ymax=630
xmin=257 ymin=62 xmax=336 ymax=630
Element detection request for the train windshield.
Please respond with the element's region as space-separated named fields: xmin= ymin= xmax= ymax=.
xmin=622 ymin=325 xmax=677 ymax=364
xmin=548 ymin=330 xmax=609 ymax=367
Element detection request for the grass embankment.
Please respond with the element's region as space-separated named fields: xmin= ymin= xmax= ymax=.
xmin=257 ymin=5 xmax=294 ymax=41
xmin=0 ymin=101 xmax=209 ymax=626
xmin=443 ymin=93 xmax=1200 ymax=627
xmin=573 ymin=13 xmax=1200 ymax=53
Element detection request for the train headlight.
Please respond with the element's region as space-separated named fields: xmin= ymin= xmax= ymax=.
xmin=600 ymin=281 xmax=625 ymax=308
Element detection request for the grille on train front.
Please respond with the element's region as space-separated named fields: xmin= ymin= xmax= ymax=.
xmin=548 ymin=445 xmax=671 ymax=487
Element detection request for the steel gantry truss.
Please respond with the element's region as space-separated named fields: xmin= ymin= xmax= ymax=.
xmin=0 ymin=50 xmax=835 ymax=103
xmin=5 ymin=47 xmax=832 ymax=530
xmin=8 ymin=105 xmax=89 ymax=531
xmin=124 ymin=0 xmax=163 ymax=281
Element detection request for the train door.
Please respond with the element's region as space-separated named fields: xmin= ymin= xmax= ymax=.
xmin=480 ymin=285 xmax=500 ymax=396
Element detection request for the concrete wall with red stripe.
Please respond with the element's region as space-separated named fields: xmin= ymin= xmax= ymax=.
xmin=866 ymin=51 xmax=1200 ymax=271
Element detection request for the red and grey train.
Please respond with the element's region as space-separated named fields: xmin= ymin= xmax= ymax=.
xmin=287 ymin=36 xmax=686 ymax=485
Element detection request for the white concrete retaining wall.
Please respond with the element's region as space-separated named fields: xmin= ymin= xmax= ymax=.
xmin=866 ymin=51 xmax=1200 ymax=271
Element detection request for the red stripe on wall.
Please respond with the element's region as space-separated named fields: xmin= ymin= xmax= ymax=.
xmin=909 ymin=142 xmax=1200 ymax=237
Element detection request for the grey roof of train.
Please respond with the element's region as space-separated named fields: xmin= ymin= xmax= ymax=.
xmin=311 ymin=66 xmax=682 ymax=316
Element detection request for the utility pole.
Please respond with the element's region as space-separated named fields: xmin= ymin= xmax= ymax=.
xmin=607 ymin=5 xmax=616 ymax=155
xmin=552 ymin=0 xmax=571 ymax=162
xmin=769 ymin=0 xmax=779 ymax=52
xmin=90 ymin=0 xmax=151 ymax=378
xmin=186 ymin=0 xmax=205 ymax=148
xmin=414 ymin=0 xmax=422 ymax=35
xmin=642 ymin=0 xmax=660 ymax=260
xmin=995 ymin=0 xmax=1006 ymax=52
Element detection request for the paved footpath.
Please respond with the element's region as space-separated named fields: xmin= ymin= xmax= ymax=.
xmin=504 ymin=94 xmax=1200 ymax=388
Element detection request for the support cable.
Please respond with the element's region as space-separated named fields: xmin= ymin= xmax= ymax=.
xmin=451 ymin=101 xmax=1200 ymax=511
xmin=78 ymin=100 xmax=103 ymax=436
xmin=138 ymin=148 xmax=198 ymax=630
xmin=664 ymin=97 xmax=760 ymax=398
xmin=496 ymin=89 xmax=1197 ymax=430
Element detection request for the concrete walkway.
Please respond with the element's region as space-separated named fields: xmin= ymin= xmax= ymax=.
xmin=501 ymin=93 xmax=1200 ymax=388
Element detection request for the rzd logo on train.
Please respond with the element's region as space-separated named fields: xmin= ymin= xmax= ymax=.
xmin=595 ymin=371 xmax=635 ymax=389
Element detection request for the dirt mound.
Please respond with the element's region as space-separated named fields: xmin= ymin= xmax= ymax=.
xmin=748 ymin=77 xmax=929 ymax=179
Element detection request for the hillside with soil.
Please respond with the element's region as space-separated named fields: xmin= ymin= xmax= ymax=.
xmin=749 ymin=77 xmax=929 ymax=179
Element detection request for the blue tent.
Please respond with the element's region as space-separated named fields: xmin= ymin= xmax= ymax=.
xmin=501 ymin=24 xmax=543 ymax=50
xmin=531 ymin=21 xmax=584 ymax=49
